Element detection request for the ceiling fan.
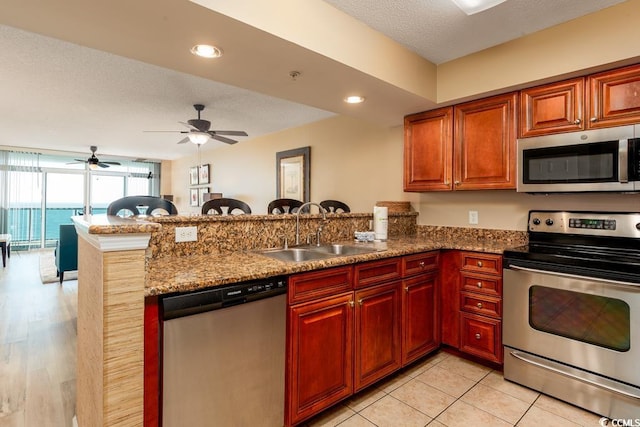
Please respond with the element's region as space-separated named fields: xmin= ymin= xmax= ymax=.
xmin=71 ymin=146 xmax=121 ymax=168
xmin=146 ymin=104 xmax=248 ymax=145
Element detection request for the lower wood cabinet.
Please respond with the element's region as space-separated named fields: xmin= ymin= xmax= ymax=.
xmin=286 ymin=253 xmax=439 ymax=426
xmin=402 ymin=272 xmax=439 ymax=365
xmin=286 ymin=292 xmax=354 ymax=425
xmin=354 ymin=281 xmax=401 ymax=391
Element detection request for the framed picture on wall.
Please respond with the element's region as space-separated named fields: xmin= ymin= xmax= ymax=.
xmin=198 ymin=187 xmax=209 ymax=206
xmin=190 ymin=188 xmax=199 ymax=207
xmin=199 ymin=164 xmax=210 ymax=185
xmin=189 ymin=167 xmax=199 ymax=185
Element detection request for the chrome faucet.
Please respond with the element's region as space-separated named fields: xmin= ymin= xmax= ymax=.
xmin=295 ymin=202 xmax=327 ymax=245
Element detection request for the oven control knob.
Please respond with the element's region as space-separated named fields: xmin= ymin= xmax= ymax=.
xmin=636 ymin=223 xmax=640 ymax=231
xmin=532 ymin=218 xmax=540 ymax=225
xmin=545 ymin=219 xmax=554 ymax=226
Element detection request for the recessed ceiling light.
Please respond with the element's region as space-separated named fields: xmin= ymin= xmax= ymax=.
xmin=344 ymin=95 xmax=365 ymax=104
xmin=450 ymin=0 xmax=507 ymax=15
xmin=190 ymin=44 xmax=223 ymax=58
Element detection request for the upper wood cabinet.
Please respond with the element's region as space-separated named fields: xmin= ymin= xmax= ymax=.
xmin=519 ymin=78 xmax=585 ymax=137
xmin=404 ymin=92 xmax=517 ymax=192
xmin=520 ymin=63 xmax=640 ymax=137
xmin=453 ymin=92 xmax=518 ymax=190
xmin=404 ymin=107 xmax=453 ymax=191
xmin=587 ymin=63 xmax=640 ymax=128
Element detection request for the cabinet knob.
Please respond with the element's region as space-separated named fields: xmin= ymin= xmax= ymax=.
xmin=404 ymin=286 xmax=409 ymax=292
xmin=477 ymin=261 xmax=483 ymax=267
xmin=358 ymin=299 xmax=363 ymax=306
xmin=477 ymin=281 xmax=483 ymax=288
xmin=454 ymin=181 xmax=461 ymax=186
xmin=477 ymin=302 xmax=483 ymax=309
xmin=574 ymin=119 xmax=582 ymax=125
xmin=590 ymin=117 xmax=598 ymax=122
xmin=349 ymin=300 xmax=354 ymax=308
xmin=418 ymin=261 xmax=425 ymax=268
xmin=475 ymin=333 xmax=481 ymax=340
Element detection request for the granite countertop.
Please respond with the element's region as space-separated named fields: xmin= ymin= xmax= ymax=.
xmin=145 ymin=236 xmax=517 ymax=297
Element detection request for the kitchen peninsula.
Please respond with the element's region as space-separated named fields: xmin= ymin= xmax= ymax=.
xmin=72 ymin=211 xmax=525 ymax=427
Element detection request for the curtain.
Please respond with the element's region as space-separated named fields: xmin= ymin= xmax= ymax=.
xmin=0 ymin=150 xmax=42 ymax=248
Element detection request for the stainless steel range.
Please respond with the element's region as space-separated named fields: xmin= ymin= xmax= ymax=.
xmin=503 ymin=211 xmax=640 ymax=419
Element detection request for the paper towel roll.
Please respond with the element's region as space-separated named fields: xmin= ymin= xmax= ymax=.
xmin=373 ymin=206 xmax=388 ymax=241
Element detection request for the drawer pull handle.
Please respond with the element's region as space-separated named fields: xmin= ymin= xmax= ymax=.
xmin=477 ymin=261 xmax=483 ymax=267
xmin=477 ymin=302 xmax=483 ymax=309
xmin=477 ymin=281 xmax=483 ymax=288
xmin=475 ymin=333 xmax=481 ymax=340
xmin=419 ymin=261 xmax=425 ymax=268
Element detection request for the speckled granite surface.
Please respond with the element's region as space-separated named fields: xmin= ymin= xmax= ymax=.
xmin=75 ymin=213 xmax=526 ymax=297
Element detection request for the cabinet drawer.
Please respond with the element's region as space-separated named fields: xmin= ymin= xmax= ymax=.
xmin=289 ymin=266 xmax=353 ymax=304
xmin=460 ymin=313 xmax=502 ymax=363
xmin=354 ymin=258 xmax=402 ymax=289
xmin=402 ymin=252 xmax=439 ymax=277
xmin=460 ymin=252 xmax=502 ymax=275
xmin=460 ymin=273 xmax=502 ymax=297
xmin=459 ymin=292 xmax=501 ymax=318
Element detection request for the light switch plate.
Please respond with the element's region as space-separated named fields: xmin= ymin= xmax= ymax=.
xmin=175 ymin=226 xmax=197 ymax=242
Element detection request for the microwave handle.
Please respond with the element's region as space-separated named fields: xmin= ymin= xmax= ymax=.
xmin=619 ymin=139 xmax=628 ymax=183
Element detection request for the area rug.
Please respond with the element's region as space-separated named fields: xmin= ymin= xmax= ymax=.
xmin=39 ymin=249 xmax=78 ymax=284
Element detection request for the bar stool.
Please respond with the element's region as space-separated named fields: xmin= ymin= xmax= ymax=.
xmin=0 ymin=234 xmax=11 ymax=267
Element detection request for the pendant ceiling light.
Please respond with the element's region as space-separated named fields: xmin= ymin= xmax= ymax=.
xmin=451 ymin=0 xmax=507 ymax=15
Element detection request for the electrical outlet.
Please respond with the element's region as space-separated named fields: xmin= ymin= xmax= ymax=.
xmin=175 ymin=226 xmax=197 ymax=242
xmin=468 ymin=210 xmax=479 ymax=225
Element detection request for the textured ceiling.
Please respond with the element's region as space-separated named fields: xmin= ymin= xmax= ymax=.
xmin=324 ymin=0 xmax=626 ymax=64
xmin=0 ymin=0 xmax=629 ymax=161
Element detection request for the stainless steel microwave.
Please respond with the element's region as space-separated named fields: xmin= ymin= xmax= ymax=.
xmin=517 ymin=125 xmax=640 ymax=193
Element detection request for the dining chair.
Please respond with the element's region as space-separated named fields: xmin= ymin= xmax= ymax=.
xmin=201 ymin=198 xmax=252 ymax=215
xmin=267 ymin=198 xmax=305 ymax=214
xmin=320 ymin=200 xmax=351 ymax=213
xmin=107 ymin=195 xmax=178 ymax=217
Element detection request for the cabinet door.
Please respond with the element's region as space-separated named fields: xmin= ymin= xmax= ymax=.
xmin=587 ymin=64 xmax=640 ymax=129
xmin=439 ymin=251 xmax=461 ymax=348
xmin=402 ymin=273 xmax=439 ymax=366
xmin=519 ymin=78 xmax=584 ymax=137
xmin=404 ymin=107 xmax=453 ymax=191
xmin=453 ymin=92 xmax=517 ymax=190
xmin=354 ymin=282 xmax=401 ymax=392
xmin=286 ymin=293 xmax=354 ymax=426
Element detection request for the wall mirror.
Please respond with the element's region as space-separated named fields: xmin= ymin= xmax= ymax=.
xmin=276 ymin=146 xmax=310 ymax=202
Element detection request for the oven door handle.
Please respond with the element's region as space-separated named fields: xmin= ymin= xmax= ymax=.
xmin=509 ymin=350 xmax=640 ymax=400
xmin=507 ymin=265 xmax=640 ymax=289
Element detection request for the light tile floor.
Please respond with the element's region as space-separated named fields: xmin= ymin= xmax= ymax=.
xmin=303 ymin=351 xmax=604 ymax=427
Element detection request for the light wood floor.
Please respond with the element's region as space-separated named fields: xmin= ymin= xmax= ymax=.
xmin=0 ymin=250 xmax=77 ymax=427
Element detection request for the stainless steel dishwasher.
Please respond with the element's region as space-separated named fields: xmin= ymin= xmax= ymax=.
xmin=161 ymin=277 xmax=287 ymax=427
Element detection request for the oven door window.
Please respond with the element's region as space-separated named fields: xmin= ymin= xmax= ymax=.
xmin=522 ymin=141 xmax=617 ymax=183
xmin=529 ymin=285 xmax=630 ymax=352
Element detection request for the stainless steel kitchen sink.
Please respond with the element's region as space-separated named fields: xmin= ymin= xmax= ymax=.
xmin=258 ymin=243 xmax=382 ymax=263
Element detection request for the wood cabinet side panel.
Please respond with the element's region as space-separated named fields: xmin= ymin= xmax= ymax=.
xmin=439 ymin=251 xmax=461 ymax=347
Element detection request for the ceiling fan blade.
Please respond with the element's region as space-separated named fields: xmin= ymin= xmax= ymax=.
xmin=97 ymin=163 xmax=110 ymax=168
xmin=211 ymin=134 xmax=238 ymax=144
xmin=179 ymin=121 xmax=199 ymax=131
xmin=143 ymin=130 xmax=188 ymax=133
xmin=177 ymin=137 xmax=190 ymax=144
xmin=102 ymin=161 xmax=121 ymax=165
xmin=73 ymin=159 xmax=85 ymax=162
xmin=211 ymin=130 xmax=248 ymax=136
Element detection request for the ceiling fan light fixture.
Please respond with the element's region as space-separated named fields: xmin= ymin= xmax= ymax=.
xmin=188 ymin=131 xmax=210 ymax=145
xmin=344 ymin=95 xmax=365 ymax=104
xmin=450 ymin=0 xmax=507 ymax=15
xmin=190 ymin=44 xmax=223 ymax=58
